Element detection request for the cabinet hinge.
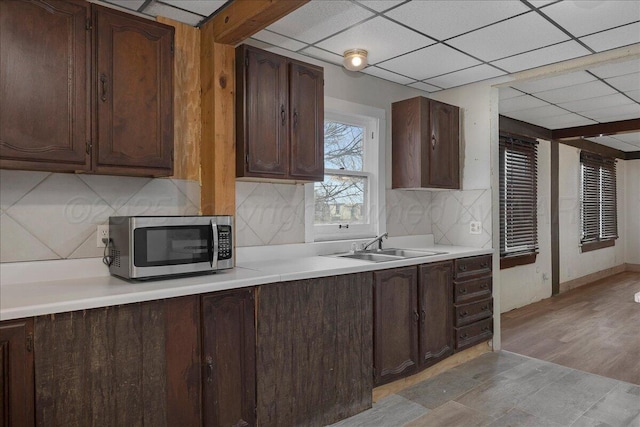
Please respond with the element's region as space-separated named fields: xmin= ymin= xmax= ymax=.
xmin=170 ymin=40 xmax=174 ymax=54
xmin=86 ymin=141 xmax=92 ymax=155
xmin=86 ymin=18 xmax=92 ymax=31
xmin=245 ymin=55 xmax=249 ymax=67
xmin=26 ymin=333 xmax=33 ymax=352
xmin=246 ymin=154 xmax=249 ymax=164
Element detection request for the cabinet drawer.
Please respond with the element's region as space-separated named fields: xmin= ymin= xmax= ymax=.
xmin=454 ymin=298 xmax=493 ymax=327
xmin=454 ymin=255 xmax=492 ymax=280
xmin=453 ymin=277 xmax=492 ymax=304
xmin=454 ymin=318 xmax=493 ymax=351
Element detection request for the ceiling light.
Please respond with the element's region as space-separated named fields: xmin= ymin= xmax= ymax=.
xmin=343 ymin=49 xmax=368 ymax=72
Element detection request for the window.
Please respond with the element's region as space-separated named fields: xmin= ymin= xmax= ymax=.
xmin=307 ymin=99 xmax=384 ymax=241
xmin=499 ymin=135 xmax=538 ymax=268
xmin=580 ymin=151 xmax=617 ymax=252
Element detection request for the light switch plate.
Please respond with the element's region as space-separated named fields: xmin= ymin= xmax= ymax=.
xmin=469 ymin=221 xmax=482 ymax=234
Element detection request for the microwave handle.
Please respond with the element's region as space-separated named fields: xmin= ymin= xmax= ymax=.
xmin=210 ymin=221 xmax=219 ymax=268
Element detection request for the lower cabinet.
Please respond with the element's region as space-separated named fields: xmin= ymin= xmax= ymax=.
xmin=373 ymin=262 xmax=454 ymax=386
xmin=201 ymin=289 xmax=256 ymax=427
xmin=256 ymin=273 xmax=373 ymax=427
xmin=0 ymin=319 xmax=35 ymax=427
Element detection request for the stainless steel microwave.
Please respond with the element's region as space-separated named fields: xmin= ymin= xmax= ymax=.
xmin=108 ymin=216 xmax=233 ymax=280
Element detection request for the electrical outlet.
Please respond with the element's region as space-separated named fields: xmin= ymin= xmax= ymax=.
xmin=96 ymin=225 xmax=109 ymax=247
xmin=469 ymin=221 xmax=482 ymax=234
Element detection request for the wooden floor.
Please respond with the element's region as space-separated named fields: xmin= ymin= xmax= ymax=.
xmin=501 ymin=271 xmax=640 ymax=385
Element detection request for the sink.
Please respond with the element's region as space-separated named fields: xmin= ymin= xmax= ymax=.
xmin=377 ymin=248 xmax=446 ymax=258
xmin=333 ymin=248 xmax=447 ymax=262
xmin=338 ymin=253 xmax=402 ymax=262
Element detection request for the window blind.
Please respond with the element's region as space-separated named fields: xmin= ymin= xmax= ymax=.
xmin=499 ymin=135 xmax=538 ymax=258
xmin=580 ymin=151 xmax=617 ymax=244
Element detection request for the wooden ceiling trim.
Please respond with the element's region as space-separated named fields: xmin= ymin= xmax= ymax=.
xmin=204 ymin=0 xmax=309 ymax=45
xmin=499 ymin=115 xmax=553 ymax=141
xmin=551 ymin=118 xmax=640 ymax=141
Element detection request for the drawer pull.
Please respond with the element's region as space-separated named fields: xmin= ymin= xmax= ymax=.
xmin=481 ymin=326 xmax=490 ymax=332
xmin=481 ymin=283 xmax=489 ymax=289
xmin=414 ymin=310 xmax=420 ymax=322
xmin=480 ymin=262 xmax=489 ymax=268
xmin=460 ymin=333 xmax=469 ymax=339
xmin=421 ymin=309 xmax=426 ymax=324
xmin=459 ymin=265 xmax=468 ymax=272
xmin=482 ymin=305 xmax=489 ymax=311
xmin=460 ymin=288 xmax=467 ymax=294
xmin=459 ymin=311 xmax=468 ymax=318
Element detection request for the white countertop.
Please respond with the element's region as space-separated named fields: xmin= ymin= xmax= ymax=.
xmin=0 ymin=243 xmax=492 ymax=321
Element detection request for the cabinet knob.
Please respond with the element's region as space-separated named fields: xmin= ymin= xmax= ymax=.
xmin=460 ymin=288 xmax=467 ymax=294
xmin=481 ymin=305 xmax=489 ymax=311
xmin=481 ymin=283 xmax=489 ymax=289
xmin=421 ymin=309 xmax=426 ymax=324
xmin=459 ymin=265 xmax=467 ymax=272
xmin=481 ymin=262 xmax=489 ymax=268
xmin=481 ymin=326 xmax=490 ymax=332
xmin=293 ymin=109 xmax=298 ymax=128
xmin=413 ymin=311 xmax=420 ymax=323
xmin=281 ymin=105 xmax=286 ymax=125
xmin=431 ymin=134 xmax=437 ymax=150
xmin=459 ymin=311 xmax=468 ymax=318
xmin=460 ymin=333 xmax=469 ymax=339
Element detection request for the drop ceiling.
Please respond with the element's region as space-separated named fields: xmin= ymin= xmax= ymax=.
xmin=98 ymin=0 xmax=640 ymax=153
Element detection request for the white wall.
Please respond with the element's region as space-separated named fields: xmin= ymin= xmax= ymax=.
xmin=558 ymin=144 xmax=626 ymax=283
xmin=626 ymin=159 xmax=640 ymax=264
xmin=500 ymin=140 xmax=553 ymax=313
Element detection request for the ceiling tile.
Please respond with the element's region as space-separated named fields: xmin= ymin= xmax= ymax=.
xmin=627 ymin=90 xmax=640 ymax=103
xmin=606 ymin=73 xmax=640 ymax=92
xmin=144 ymin=3 xmax=202 ymax=25
xmin=503 ymin=104 xmax=570 ymax=123
xmin=384 ymin=0 xmax=529 ymax=41
xmin=423 ymin=64 xmax=505 ymax=89
xmin=266 ymin=1 xmax=374 ymax=44
xmin=499 ymin=95 xmax=550 ymax=113
xmin=589 ymin=59 xmax=640 ymax=79
xmin=532 ymin=113 xmax=597 ymax=129
xmin=316 ymin=16 xmax=435 ymax=64
xmin=613 ymin=132 xmax=640 ymax=145
xmin=581 ymin=103 xmax=640 ymax=122
xmin=528 ymin=1 xmax=559 ymax=7
xmin=299 ymin=46 xmax=343 ymax=66
xmin=161 ymin=0 xmax=225 ymax=17
xmin=580 ymin=22 xmax=640 ymax=53
xmin=408 ymin=82 xmax=442 ymax=93
xmin=557 ymin=93 xmax=634 ymax=113
xmin=534 ymin=80 xmax=617 ymax=104
xmin=587 ymin=136 xmax=639 ymax=152
xmin=100 ymin=0 xmax=145 ymax=12
xmin=361 ymin=66 xmax=416 ymax=85
xmin=251 ymin=30 xmax=307 ymax=52
xmin=447 ymin=12 xmax=570 ymax=62
xmin=499 ymin=87 xmax=525 ymax=101
xmin=355 ymin=0 xmax=405 ymax=13
xmin=511 ymin=71 xmax=596 ymax=93
xmin=377 ymin=43 xmax=480 ymax=81
xmin=491 ymin=41 xmax=591 ymax=73
xmin=540 ymin=0 xmax=640 ymax=37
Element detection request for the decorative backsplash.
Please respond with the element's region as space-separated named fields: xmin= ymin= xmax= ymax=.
xmin=0 ymin=170 xmax=200 ymax=263
xmin=430 ymin=189 xmax=492 ymax=248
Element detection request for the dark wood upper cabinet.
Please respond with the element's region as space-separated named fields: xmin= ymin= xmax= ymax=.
xmin=392 ymin=96 xmax=460 ymax=189
xmin=0 ymin=0 xmax=91 ymax=172
xmin=418 ymin=262 xmax=454 ymax=368
xmin=236 ymin=44 xmax=324 ymax=182
xmin=373 ymin=267 xmax=419 ymax=386
xmin=0 ymin=319 xmax=35 ymax=427
xmin=0 ymin=1 xmax=174 ymax=177
xmin=201 ymin=288 xmax=256 ymax=427
xmin=94 ymin=5 xmax=174 ymax=176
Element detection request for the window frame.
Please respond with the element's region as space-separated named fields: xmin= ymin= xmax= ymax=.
xmin=499 ymin=134 xmax=539 ymax=270
xmin=305 ymin=98 xmax=385 ymax=242
xmin=580 ymin=151 xmax=617 ymax=253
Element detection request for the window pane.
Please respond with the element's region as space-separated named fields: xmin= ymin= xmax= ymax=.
xmin=324 ymin=121 xmax=363 ymax=171
xmin=314 ymin=174 xmax=367 ymax=225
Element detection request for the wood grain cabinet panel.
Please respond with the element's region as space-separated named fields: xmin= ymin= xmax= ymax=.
xmin=0 ymin=0 xmax=90 ymax=172
xmin=373 ymin=267 xmax=419 ymax=385
xmin=33 ymin=297 xmax=201 ymax=426
xmin=0 ymin=1 xmax=174 ymax=177
xmin=392 ymin=96 xmax=460 ymax=189
xmin=256 ymin=273 xmax=372 ymax=427
xmin=201 ymin=288 xmax=256 ymax=427
xmin=418 ymin=262 xmax=454 ymax=368
xmin=0 ymin=319 xmax=35 ymax=427
xmin=236 ymin=44 xmax=324 ymax=182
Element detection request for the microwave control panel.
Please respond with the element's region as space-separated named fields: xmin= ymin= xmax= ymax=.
xmin=218 ymin=224 xmax=232 ymax=260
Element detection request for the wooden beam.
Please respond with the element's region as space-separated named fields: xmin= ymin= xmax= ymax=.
xmin=200 ymin=25 xmax=236 ymax=215
xmin=499 ymin=115 xmax=553 ymax=141
xmin=626 ymin=151 xmax=640 ymax=160
xmin=552 ymin=118 xmax=640 ymax=140
xmin=560 ymin=138 xmax=627 ymax=160
xmin=206 ymin=0 xmax=309 ymax=45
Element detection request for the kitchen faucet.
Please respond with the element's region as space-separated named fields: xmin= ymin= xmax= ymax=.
xmin=361 ymin=232 xmax=388 ymax=251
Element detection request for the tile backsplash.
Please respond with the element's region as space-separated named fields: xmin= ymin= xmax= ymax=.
xmin=0 ymin=170 xmax=200 ymax=263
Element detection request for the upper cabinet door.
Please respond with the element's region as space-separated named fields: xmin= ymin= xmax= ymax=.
xmin=94 ymin=6 xmax=174 ymax=176
xmin=288 ymin=61 xmax=324 ymax=181
xmin=429 ymin=100 xmax=460 ymax=188
xmin=240 ymin=46 xmax=288 ymax=178
xmin=0 ymin=0 xmax=90 ymax=172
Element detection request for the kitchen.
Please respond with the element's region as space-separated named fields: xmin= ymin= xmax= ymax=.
xmin=1 ymin=0 xmax=639 ymax=426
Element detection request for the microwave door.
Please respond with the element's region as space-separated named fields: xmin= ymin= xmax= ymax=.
xmin=210 ymin=221 xmax=218 ymax=268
